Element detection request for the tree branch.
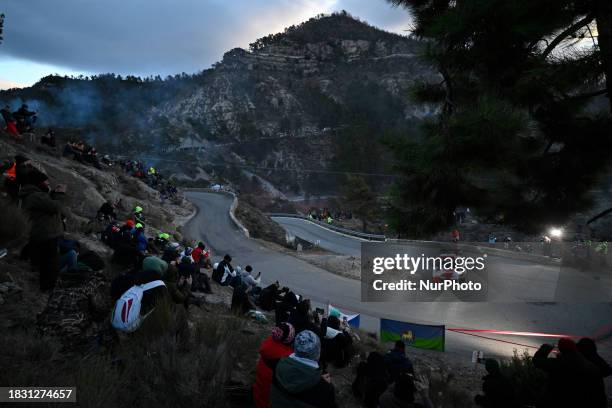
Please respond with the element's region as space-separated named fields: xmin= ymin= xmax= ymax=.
xmin=542 ymin=14 xmax=595 ymax=59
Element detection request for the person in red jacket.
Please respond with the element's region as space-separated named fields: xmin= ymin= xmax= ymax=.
xmin=253 ymin=322 xmax=295 ymax=408
xmin=191 ymin=241 xmax=211 ymax=268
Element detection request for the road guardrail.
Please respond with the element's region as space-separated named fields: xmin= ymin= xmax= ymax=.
xmin=268 ymin=213 xmax=387 ymax=241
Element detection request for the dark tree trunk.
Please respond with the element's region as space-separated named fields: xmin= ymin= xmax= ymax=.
xmin=595 ymin=0 xmax=612 ymax=112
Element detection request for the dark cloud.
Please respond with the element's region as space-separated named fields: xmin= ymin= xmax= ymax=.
xmin=1 ymin=0 xmax=412 ymax=78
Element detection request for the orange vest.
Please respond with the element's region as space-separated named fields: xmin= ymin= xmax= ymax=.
xmin=5 ymin=163 xmax=16 ymax=180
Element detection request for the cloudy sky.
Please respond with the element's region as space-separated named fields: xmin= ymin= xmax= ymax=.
xmin=0 ymin=0 xmax=412 ymax=89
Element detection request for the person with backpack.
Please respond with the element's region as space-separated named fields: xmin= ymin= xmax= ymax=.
xmin=270 ymin=330 xmax=336 ymax=408
xmin=253 ymin=322 xmax=295 ymax=408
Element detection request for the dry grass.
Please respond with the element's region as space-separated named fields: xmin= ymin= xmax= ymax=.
xmin=0 ymin=299 xmax=261 ymax=408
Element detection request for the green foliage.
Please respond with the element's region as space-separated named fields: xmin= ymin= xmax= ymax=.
xmin=249 ymin=11 xmax=404 ymax=51
xmin=343 ymin=176 xmax=377 ymax=231
xmin=387 ymin=0 xmax=612 ymax=236
xmin=499 ymin=351 xmax=548 ymax=407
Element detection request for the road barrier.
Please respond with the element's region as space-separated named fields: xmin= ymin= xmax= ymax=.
xmin=268 ymin=213 xmax=387 ymax=241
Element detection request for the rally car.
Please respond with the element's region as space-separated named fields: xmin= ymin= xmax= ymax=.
xmin=431 ymin=253 xmax=468 ymax=283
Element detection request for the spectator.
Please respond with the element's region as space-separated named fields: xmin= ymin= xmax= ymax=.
xmin=270 ymin=330 xmax=336 ymax=408
xmin=133 ymin=205 xmax=145 ymax=226
xmin=289 ymin=298 xmax=321 ymax=336
xmin=1 ymin=104 xmax=19 ymax=136
xmin=254 ymin=323 xmax=295 ymax=408
xmin=378 ymin=373 xmax=433 ymax=408
xmin=258 ymin=281 xmax=281 ymax=311
xmin=41 ymin=128 xmax=56 ymax=147
xmin=533 ymin=338 xmax=604 ymax=408
xmin=240 ymin=264 xmax=261 ymax=291
xmin=212 ymin=254 xmax=238 ymax=286
xmin=474 ymin=359 xmax=517 ymax=408
xmin=352 ymin=352 xmax=389 ymax=408
xmin=97 ymin=200 xmax=117 ymax=221
xmin=385 ymin=341 xmax=414 ymax=383
xmin=577 ymin=337 xmax=612 ymax=378
xmin=20 ymin=183 xmax=69 ymax=291
xmin=191 ymin=241 xmax=211 ymax=268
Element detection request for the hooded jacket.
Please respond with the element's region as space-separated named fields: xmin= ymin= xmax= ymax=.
xmin=20 ymin=185 xmax=67 ymax=241
xmin=253 ymin=336 xmax=293 ymax=408
xmin=270 ymin=357 xmax=336 ymax=408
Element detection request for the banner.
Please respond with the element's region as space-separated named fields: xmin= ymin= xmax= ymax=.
xmin=327 ymin=304 xmax=360 ymax=328
xmin=380 ymin=318 xmax=445 ymax=351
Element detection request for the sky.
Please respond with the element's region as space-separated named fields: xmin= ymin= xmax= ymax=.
xmin=0 ymin=0 xmax=412 ymax=89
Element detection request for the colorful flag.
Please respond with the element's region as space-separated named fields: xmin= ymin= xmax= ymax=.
xmin=328 ymin=304 xmax=360 ymax=328
xmin=380 ymin=318 xmax=445 ymax=351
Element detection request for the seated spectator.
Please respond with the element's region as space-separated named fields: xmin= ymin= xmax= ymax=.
xmin=533 ymin=338 xmax=604 ymax=408
xmin=378 ymin=373 xmax=433 ymax=408
xmin=474 ymin=359 xmax=517 ymax=408
xmin=289 ymin=298 xmax=321 ymax=336
xmin=352 ymin=352 xmax=389 ymax=408
xmin=154 ymin=232 xmax=171 ymax=251
xmin=258 ymin=281 xmax=281 ymax=311
xmin=275 ymin=288 xmax=299 ymax=325
xmin=231 ymin=280 xmax=257 ymax=315
xmin=162 ymin=242 xmax=181 ymax=263
xmin=191 ymin=242 xmax=211 ymax=268
xmin=385 ymin=341 xmax=414 ymax=383
xmin=270 ymin=330 xmax=336 ymax=408
xmin=321 ymin=316 xmax=354 ymax=368
xmin=239 ymin=265 xmax=261 ymax=291
xmin=41 ymin=128 xmax=56 ymax=147
xmin=212 ymin=254 xmax=239 ymax=287
xmin=253 ymin=323 xmax=295 ymax=408
xmin=97 ymin=200 xmax=117 ymax=221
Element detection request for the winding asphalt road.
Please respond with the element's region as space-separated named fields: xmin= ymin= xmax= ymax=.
xmin=184 ymin=192 xmax=612 ymax=360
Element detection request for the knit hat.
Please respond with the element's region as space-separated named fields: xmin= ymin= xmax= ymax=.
xmin=272 ymin=322 xmax=295 ymax=345
xmin=294 ymin=330 xmax=321 ymax=361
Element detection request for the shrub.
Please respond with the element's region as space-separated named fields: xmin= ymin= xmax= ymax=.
xmin=0 ymin=301 xmax=260 ymax=408
xmin=500 ymin=350 xmax=547 ymax=407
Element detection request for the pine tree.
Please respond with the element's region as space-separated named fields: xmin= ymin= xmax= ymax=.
xmin=387 ymin=0 xmax=612 ymax=236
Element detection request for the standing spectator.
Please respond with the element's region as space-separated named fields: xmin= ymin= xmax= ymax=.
xmin=533 ymin=338 xmax=604 ymax=408
xmin=577 ymin=338 xmax=612 ymax=378
xmin=270 ymin=330 xmax=336 ymax=408
xmin=1 ymin=104 xmax=19 ymax=136
xmin=253 ymin=323 xmax=295 ymax=408
xmin=20 ymin=183 xmax=69 ymax=291
xmin=352 ymin=352 xmax=389 ymax=408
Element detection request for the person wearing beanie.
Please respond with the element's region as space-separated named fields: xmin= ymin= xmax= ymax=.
xmin=270 ymin=330 xmax=336 ymax=408
xmin=253 ymin=323 xmax=295 ymax=408
xmin=533 ymin=338 xmax=604 ymax=408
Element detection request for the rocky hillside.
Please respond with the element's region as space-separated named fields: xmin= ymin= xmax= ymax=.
xmin=0 ymin=12 xmax=435 ymax=194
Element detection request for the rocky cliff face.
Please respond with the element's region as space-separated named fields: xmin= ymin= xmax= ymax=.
xmin=142 ymin=14 xmax=436 ymax=190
